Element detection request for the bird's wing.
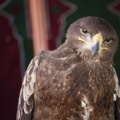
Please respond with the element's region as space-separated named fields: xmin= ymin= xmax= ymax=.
xmin=113 ymin=68 xmax=120 ymax=98
xmin=113 ymin=68 xmax=120 ymax=119
xmin=16 ymin=53 xmax=41 ymax=120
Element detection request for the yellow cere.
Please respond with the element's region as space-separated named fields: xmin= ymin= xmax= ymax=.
xmin=92 ymin=33 xmax=108 ymax=51
xmin=92 ymin=33 xmax=103 ymax=46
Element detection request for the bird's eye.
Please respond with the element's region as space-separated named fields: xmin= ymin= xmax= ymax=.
xmin=104 ymin=38 xmax=113 ymax=44
xmin=80 ymin=28 xmax=89 ymax=35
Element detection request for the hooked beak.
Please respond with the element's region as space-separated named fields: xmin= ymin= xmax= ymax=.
xmin=90 ymin=33 xmax=103 ymax=57
xmin=78 ymin=33 xmax=108 ymax=58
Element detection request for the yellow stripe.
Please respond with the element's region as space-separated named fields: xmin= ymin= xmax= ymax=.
xmin=100 ymin=47 xmax=108 ymax=50
xmin=78 ymin=37 xmax=90 ymax=48
xmin=78 ymin=35 xmax=108 ymax=51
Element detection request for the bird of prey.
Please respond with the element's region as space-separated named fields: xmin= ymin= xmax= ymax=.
xmin=16 ymin=16 xmax=120 ymax=120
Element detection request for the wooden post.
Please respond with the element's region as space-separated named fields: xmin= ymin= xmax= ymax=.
xmin=29 ymin=0 xmax=48 ymax=55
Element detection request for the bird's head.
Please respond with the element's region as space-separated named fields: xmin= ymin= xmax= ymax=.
xmin=66 ymin=16 xmax=118 ymax=61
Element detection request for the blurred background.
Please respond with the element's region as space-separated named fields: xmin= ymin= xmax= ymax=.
xmin=0 ymin=0 xmax=120 ymax=119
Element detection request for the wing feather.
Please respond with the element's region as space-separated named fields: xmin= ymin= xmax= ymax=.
xmin=16 ymin=53 xmax=41 ymax=120
xmin=113 ymin=68 xmax=120 ymax=98
xmin=113 ymin=68 xmax=120 ymax=119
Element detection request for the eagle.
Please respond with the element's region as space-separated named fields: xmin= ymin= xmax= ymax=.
xmin=16 ymin=16 xmax=120 ymax=120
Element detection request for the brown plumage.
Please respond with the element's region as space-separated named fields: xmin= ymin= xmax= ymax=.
xmin=16 ymin=16 xmax=120 ymax=120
